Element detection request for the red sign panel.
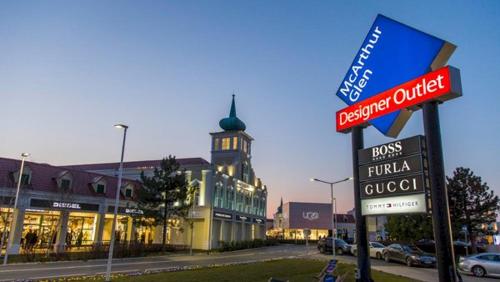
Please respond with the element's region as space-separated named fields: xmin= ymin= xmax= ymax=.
xmin=336 ymin=66 xmax=462 ymax=133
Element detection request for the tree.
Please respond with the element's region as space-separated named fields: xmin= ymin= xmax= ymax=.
xmin=447 ymin=167 xmax=499 ymax=253
xmin=138 ymin=155 xmax=193 ymax=251
xmin=385 ymin=214 xmax=433 ymax=242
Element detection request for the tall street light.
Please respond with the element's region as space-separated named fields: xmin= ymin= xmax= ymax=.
xmin=3 ymin=153 xmax=30 ymax=266
xmin=310 ymin=177 xmax=352 ymax=260
xmin=105 ymin=124 xmax=128 ymax=282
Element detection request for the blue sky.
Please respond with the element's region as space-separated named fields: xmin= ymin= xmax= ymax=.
xmin=1 ymin=1 xmax=499 ymax=215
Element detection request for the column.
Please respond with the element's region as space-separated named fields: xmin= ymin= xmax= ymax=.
xmin=94 ymin=212 xmax=106 ymax=246
xmin=54 ymin=211 xmax=69 ymax=253
xmin=6 ymin=208 xmax=26 ymax=255
xmin=126 ymin=217 xmax=134 ymax=243
xmin=153 ymin=225 xmax=163 ymax=244
xmin=231 ymin=221 xmax=237 ymax=241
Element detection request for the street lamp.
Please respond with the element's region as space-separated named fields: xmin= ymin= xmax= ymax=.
xmin=310 ymin=177 xmax=352 ymax=260
xmin=3 ymin=153 xmax=30 ymax=265
xmin=105 ymin=124 xmax=128 ymax=282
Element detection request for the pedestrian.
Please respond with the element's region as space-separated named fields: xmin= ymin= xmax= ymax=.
xmin=76 ymin=231 xmax=83 ymax=249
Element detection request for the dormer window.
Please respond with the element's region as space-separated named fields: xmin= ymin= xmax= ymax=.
xmin=125 ymin=188 xmax=132 ymax=197
xmin=96 ymin=184 xmax=105 ymax=194
xmin=56 ymin=171 xmax=73 ymax=191
xmin=14 ymin=166 xmax=32 ymax=185
xmin=91 ymin=176 xmax=106 ymax=194
xmin=61 ymin=179 xmax=71 ymax=190
xmin=121 ymin=183 xmax=134 ymax=198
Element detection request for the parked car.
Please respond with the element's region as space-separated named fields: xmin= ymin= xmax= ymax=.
xmin=458 ymin=253 xmax=500 ymax=277
xmin=351 ymin=242 xmax=386 ymax=259
xmin=317 ymin=237 xmax=351 ymax=255
xmin=382 ymin=243 xmax=436 ymax=267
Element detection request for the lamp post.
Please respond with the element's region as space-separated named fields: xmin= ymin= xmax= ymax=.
xmin=3 ymin=153 xmax=30 ymax=266
xmin=105 ymin=124 xmax=128 ymax=282
xmin=310 ymin=177 xmax=352 ymax=260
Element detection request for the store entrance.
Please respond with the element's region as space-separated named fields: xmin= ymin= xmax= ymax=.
xmin=67 ymin=212 xmax=97 ymax=248
xmin=22 ymin=210 xmax=60 ymax=251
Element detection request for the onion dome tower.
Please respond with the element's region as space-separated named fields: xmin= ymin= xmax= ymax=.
xmin=210 ymin=95 xmax=254 ymax=183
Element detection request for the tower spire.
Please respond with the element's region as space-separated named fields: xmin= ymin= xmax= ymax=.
xmin=219 ymin=94 xmax=246 ymax=131
xmin=230 ymin=94 xmax=236 ymax=118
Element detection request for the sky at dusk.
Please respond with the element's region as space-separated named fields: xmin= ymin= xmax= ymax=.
xmin=1 ymin=1 xmax=499 ymax=217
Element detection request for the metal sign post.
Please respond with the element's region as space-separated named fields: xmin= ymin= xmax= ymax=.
xmin=423 ymin=101 xmax=458 ymax=282
xmin=351 ymin=126 xmax=371 ymax=281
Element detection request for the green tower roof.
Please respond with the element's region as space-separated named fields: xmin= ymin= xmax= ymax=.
xmin=219 ymin=95 xmax=246 ymax=131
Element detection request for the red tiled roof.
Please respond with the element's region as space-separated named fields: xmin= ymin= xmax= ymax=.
xmin=0 ymin=157 xmax=140 ymax=200
xmin=62 ymin=158 xmax=210 ymax=171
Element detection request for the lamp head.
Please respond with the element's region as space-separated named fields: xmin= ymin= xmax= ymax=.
xmin=21 ymin=153 xmax=30 ymax=158
xmin=114 ymin=123 xmax=129 ymax=129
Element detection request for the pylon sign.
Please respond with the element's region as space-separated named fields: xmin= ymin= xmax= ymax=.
xmin=335 ymin=14 xmax=456 ymax=137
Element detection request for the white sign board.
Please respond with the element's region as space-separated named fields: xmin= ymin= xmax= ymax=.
xmin=361 ymin=193 xmax=427 ymax=216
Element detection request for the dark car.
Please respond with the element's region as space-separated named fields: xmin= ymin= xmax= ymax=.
xmin=317 ymin=237 xmax=351 ymax=255
xmin=383 ymin=243 xmax=436 ymax=267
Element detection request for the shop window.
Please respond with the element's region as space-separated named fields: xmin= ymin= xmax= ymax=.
xmin=221 ymin=138 xmax=230 ymax=150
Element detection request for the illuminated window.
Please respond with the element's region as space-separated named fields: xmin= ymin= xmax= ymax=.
xmin=242 ymin=139 xmax=247 ymax=153
xmin=232 ymin=137 xmax=238 ymax=150
xmin=222 ymin=138 xmax=230 ymax=150
xmin=214 ymin=138 xmax=220 ymax=151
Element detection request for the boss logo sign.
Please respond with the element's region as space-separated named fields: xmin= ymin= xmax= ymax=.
xmin=302 ymin=211 xmax=320 ymax=221
xmin=361 ymin=174 xmax=425 ymax=198
xmin=358 ymin=135 xmax=424 ymax=165
xmin=359 ymin=154 xmax=424 ymax=182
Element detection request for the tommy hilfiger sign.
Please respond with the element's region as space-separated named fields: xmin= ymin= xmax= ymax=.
xmin=361 ymin=193 xmax=427 ymax=215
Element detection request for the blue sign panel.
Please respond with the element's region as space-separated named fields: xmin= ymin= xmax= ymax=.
xmin=336 ymin=14 xmax=455 ymax=137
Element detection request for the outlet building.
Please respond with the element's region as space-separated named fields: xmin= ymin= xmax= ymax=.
xmin=0 ymin=96 xmax=267 ymax=254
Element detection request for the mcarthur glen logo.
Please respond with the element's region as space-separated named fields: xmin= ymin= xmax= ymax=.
xmin=302 ymin=211 xmax=320 ymax=221
xmin=335 ymin=14 xmax=456 ymax=137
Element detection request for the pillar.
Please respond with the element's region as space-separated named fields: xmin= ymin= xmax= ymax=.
xmin=126 ymin=217 xmax=134 ymax=243
xmin=94 ymin=212 xmax=106 ymax=246
xmin=54 ymin=211 xmax=69 ymax=253
xmin=6 ymin=208 xmax=25 ymax=255
xmin=231 ymin=221 xmax=237 ymax=241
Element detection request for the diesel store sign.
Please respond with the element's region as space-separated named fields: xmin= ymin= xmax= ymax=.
xmin=358 ymin=135 xmax=429 ymax=215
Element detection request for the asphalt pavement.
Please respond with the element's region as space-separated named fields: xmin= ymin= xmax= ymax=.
xmin=0 ymin=244 xmax=497 ymax=281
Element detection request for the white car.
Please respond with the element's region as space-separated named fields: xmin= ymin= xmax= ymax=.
xmin=351 ymin=241 xmax=386 ymax=259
